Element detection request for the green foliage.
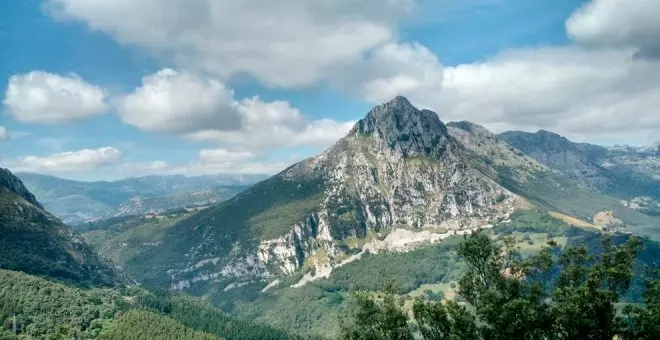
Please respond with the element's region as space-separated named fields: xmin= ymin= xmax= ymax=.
xmin=220 ymin=284 xmax=345 ymax=339
xmin=495 ymin=209 xmax=575 ymax=237
xmin=341 ymin=292 xmax=413 ymax=340
xmin=0 ymin=269 xmax=128 ymax=339
xmin=341 ymin=230 xmax=660 ymax=339
xmin=99 ymin=310 xmax=220 ymax=340
xmin=496 ymin=167 xmax=618 ymax=222
xmin=81 ymin=214 xmax=190 ymax=287
xmin=412 ymin=299 xmax=478 ymax=340
xmin=0 ymin=270 xmax=297 ymax=340
xmin=321 ymin=237 xmax=463 ymax=294
xmin=621 ymin=270 xmax=660 ymax=339
xmin=135 ymin=289 xmax=294 ymax=340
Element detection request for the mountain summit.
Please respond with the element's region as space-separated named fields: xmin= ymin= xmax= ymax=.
xmin=352 ymin=96 xmax=452 ymax=159
xmin=103 ymin=97 xmax=524 ymax=291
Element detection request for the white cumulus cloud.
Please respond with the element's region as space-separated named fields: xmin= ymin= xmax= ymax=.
xmin=3 ymin=71 xmax=108 ymax=123
xmin=118 ymin=69 xmax=356 ymax=150
xmin=0 ymin=127 xmax=7 ymax=141
xmin=566 ymin=0 xmax=660 ymax=57
xmin=363 ymin=0 xmax=660 ymax=144
xmin=432 ymin=46 xmax=660 ymax=143
xmin=199 ymin=148 xmax=256 ymax=163
xmin=337 ymin=42 xmax=444 ymax=106
xmin=186 ymin=98 xmax=356 ymax=150
xmin=44 ymin=0 xmax=413 ymax=88
xmin=116 ymin=68 xmax=242 ymax=133
xmin=12 ymin=147 xmax=122 ymax=173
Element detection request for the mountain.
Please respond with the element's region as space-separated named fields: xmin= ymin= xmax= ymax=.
xmin=82 ymin=98 xmax=660 ymax=292
xmin=83 ymin=97 xmax=527 ymax=291
xmin=75 ymin=98 xmax=660 ymax=337
xmin=111 ymin=187 xmax=248 ymax=217
xmin=498 ymin=130 xmax=660 ymax=198
xmin=16 ymin=173 xmax=261 ymax=224
xmin=0 ymin=168 xmax=128 ymax=286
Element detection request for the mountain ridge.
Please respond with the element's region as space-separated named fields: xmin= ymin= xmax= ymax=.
xmin=86 ymin=96 xmax=525 ymax=293
xmin=498 ymin=130 xmax=660 ymax=198
xmin=16 ymin=172 xmax=262 ymax=224
xmin=0 ymin=167 xmax=129 ymax=286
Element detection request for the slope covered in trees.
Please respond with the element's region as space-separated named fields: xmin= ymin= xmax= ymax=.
xmin=0 ymin=270 xmax=296 ymax=339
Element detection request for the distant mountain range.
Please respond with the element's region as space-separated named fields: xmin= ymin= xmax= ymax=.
xmin=499 ymin=130 xmax=660 ymax=198
xmin=16 ymin=173 xmax=266 ymax=224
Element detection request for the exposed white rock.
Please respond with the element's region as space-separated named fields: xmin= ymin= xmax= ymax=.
xmin=261 ymin=279 xmax=280 ymax=293
xmin=164 ymin=97 xmax=525 ymax=292
xmin=224 ymin=281 xmax=250 ymax=292
xmin=292 ymin=263 xmax=333 ymax=288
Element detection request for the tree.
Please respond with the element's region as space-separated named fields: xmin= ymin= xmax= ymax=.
xmin=621 ymin=269 xmax=660 ymax=339
xmin=341 ymin=230 xmax=659 ymax=339
xmin=412 ymin=299 xmax=478 ymax=340
xmin=340 ymin=292 xmax=413 ymax=340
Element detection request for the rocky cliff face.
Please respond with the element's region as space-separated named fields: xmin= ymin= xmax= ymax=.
xmin=0 ymin=167 xmax=129 ymax=286
xmin=158 ymin=97 xmax=523 ymax=291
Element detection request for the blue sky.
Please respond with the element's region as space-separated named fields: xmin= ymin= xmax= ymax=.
xmin=1 ymin=0 xmax=659 ymax=180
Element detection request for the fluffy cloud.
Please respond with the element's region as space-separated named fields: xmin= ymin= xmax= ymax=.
xmin=430 ymin=46 xmax=660 ymax=143
xmin=121 ymin=151 xmax=287 ymax=177
xmin=566 ymin=0 xmax=660 ymax=57
xmin=337 ymin=42 xmax=444 ymax=106
xmin=44 ymin=0 xmax=413 ymax=88
xmin=230 ymin=97 xmax=355 ymax=149
xmin=12 ymin=147 xmax=122 ymax=173
xmin=3 ymin=71 xmax=108 ymax=123
xmin=199 ymin=148 xmax=256 ymax=163
xmin=0 ymin=127 xmax=6 ymax=141
xmin=118 ymin=69 xmax=356 ymax=150
xmin=116 ymin=69 xmax=241 ymax=133
xmin=360 ymin=0 xmax=660 ymax=144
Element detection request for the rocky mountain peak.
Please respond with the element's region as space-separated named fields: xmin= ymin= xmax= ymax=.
xmin=349 ymin=96 xmax=451 ymax=158
xmin=0 ymin=168 xmax=43 ymax=209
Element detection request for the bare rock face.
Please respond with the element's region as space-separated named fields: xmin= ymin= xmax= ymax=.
xmin=163 ymin=97 xmax=523 ymax=291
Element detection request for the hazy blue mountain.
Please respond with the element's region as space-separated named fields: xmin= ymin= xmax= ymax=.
xmin=16 ymin=173 xmax=265 ymax=224
xmin=498 ymin=130 xmax=660 ymax=199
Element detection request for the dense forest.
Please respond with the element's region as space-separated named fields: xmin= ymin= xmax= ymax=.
xmin=0 ymin=270 xmax=295 ymax=339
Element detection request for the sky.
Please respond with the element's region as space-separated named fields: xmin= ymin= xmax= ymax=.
xmin=1 ymin=0 xmax=659 ymax=181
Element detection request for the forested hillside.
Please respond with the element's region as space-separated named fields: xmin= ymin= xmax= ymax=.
xmin=0 ymin=270 xmax=296 ymax=339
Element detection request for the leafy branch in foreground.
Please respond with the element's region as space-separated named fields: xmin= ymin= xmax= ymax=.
xmin=341 ymin=230 xmax=660 ymax=339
